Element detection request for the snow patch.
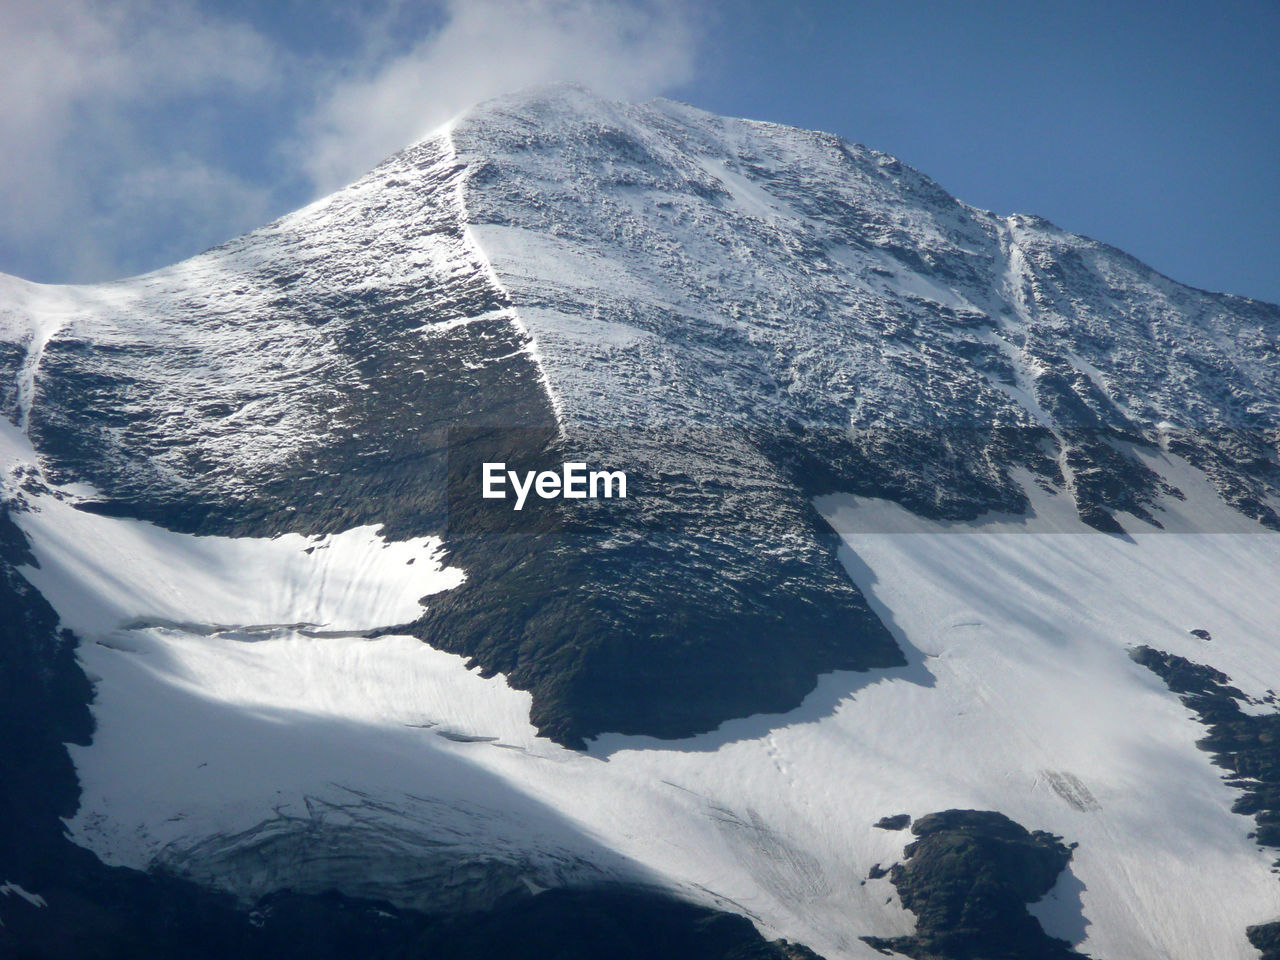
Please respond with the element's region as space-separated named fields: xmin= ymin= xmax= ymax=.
xmin=14 ymin=503 xmax=461 ymax=642
xmin=0 ymin=881 xmax=47 ymax=909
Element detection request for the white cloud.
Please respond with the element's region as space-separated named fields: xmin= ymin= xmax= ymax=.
xmin=0 ymin=0 xmax=284 ymax=281
xmin=297 ymin=0 xmax=701 ymax=192
xmin=0 ymin=0 xmax=701 ymax=283
xmin=82 ymin=157 xmax=278 ymax=279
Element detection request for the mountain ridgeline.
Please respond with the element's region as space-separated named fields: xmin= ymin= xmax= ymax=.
xmin=3 ymin=84 xmax=1280 ymax=960
xmin=2 ymin=85 xmax=1278 ymax=754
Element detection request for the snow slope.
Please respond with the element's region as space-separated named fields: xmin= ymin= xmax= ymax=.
xmin=10 ymin=399 xmax=1280 ymax=956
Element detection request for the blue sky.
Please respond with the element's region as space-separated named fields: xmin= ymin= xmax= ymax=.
xmin=1 ymin=0 xmax=1276 ymax=303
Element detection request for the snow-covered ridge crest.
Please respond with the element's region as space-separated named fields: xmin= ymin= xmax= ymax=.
xmin=2 ymin=83 xmax=1276 ymax=534
xmin=0 ymin=118 xmax=557 ymax=535
xmin=440 ymin=120 xmax=563 ymax=428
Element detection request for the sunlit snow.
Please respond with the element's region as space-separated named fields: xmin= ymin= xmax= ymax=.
xmin=10 ymin=393 xmax=1278 ymax=957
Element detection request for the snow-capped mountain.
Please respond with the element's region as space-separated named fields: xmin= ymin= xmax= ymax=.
xmin=2 ymin=85 xmax=1279 ymax=959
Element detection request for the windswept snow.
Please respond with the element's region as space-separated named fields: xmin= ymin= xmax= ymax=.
xmin=453 ymin=86 xmax=1280 ymax=529
xmin=0 ymin=123 xmax=556 ymax=519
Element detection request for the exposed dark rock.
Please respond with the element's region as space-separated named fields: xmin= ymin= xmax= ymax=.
xmin=1132 ymin=646 xmax=1280 ymax=950
xmin=427 ymin=888 xmax=825 ymax=960
xmin=1190 ymin=628 xmax=1213 ymax=641
xmin=1130 ymin=646 xmax=1280 ymax=851
xmin=0 ymin=506 xmax=94 ymax=887
xmin=875 ymin=814 xmax=912 ymax=831
xmin=861 ymin=809 xmax=1088 ymax=960
xmin=1249 ymin=919 xmax=1280 ymax=960
xmin=2 ymin=871 xmax=824 ymax=960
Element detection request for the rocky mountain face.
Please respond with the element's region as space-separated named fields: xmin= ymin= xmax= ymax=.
xmin=456 ymin=85 xmax=1279 ymax=532
xmin=2 ymin=85 xmax=1279 ymax=958
xmin=6 ymin=85 xmax=1278 ymax=746
xmin=862 ymin=810 xmax=1087 ymax=960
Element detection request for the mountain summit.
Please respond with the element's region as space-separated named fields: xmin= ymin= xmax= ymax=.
xmin=2 ymin=86 xmax=1279 ymax=959
xmin=6 ymin=85 xmax=1278 ymax=743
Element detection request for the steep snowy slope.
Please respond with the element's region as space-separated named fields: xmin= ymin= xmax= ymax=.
xmin=2 ymin=85 xmax=1280 ymax=959
xmin=456 ymin=85 xmax=1279 ymax=532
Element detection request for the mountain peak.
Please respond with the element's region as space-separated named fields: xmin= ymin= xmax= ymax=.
xmin=4 ymin=84 xmax=1280 ymax=960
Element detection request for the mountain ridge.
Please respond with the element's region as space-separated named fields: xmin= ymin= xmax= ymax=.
xmin=3 ymin=85 xmax=1279 ymax=746
xmin=2 ymin=84 xmax=1280 ymax=960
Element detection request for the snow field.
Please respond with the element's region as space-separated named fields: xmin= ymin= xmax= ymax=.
xmin=13 ymin=419 xmax=1279 ymax=957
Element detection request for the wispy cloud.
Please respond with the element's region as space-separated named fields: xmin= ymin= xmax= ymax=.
xmin=0 ymin=0 xmax=702 ymax=284
xmin=297 ymin=0 xmax=701 ymax=192
xmin=0 ymin=0 xmax=283 ymax=282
